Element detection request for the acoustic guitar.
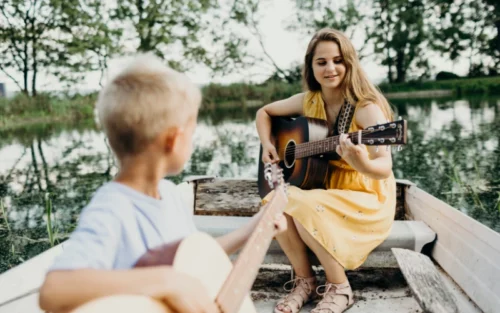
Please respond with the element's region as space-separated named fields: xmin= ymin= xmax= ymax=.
xmin=257 ymin=116 xmax=407 ymax=198
xmin=70 ymin=163 xmax=288 ymax=313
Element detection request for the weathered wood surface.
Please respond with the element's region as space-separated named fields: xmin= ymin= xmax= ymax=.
xmin=195 ymin=179 xmax=262 ymax=216
xmin=392 ymin=248 xmax=459 ymax=313
xmin=194 ymin=178 xmax=407 ymax=219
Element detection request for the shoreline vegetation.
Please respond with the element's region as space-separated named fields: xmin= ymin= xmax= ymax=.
xmin=1 ymin=76 xmax=499 ymax=131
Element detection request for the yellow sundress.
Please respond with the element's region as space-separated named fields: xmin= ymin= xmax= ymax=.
xmin=268 ymin=91 xmax=396 ymax=270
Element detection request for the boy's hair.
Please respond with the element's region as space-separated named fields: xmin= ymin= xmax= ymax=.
xmin=96 ymin=53 xmax=201 ymax=158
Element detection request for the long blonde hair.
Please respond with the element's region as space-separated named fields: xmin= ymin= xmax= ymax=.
xmin=303 ymin=28 xmax=393 ymax=120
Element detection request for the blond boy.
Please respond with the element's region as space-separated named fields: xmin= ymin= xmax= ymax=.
xmin=39 ymin=53 xmax=285 ymax=313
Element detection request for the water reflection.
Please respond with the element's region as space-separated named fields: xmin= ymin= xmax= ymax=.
xmin=0 ymin=96 xmax=499 ymax=273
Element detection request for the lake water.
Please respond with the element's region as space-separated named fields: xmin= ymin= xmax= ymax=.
xmin=0 ymin=95 xmax=499 ymax=273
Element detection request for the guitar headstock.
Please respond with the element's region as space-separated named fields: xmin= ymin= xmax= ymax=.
xmin=263 ymin=163 xmax=288 ymax=198
xmin=358 ymin=119 xmax=407 ymax=146
xmin=264 ymin=163 xmax=284 ymax=187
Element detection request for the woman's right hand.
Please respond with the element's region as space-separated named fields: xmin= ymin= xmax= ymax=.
xmin=262 ymin=142 xmax=280 ymax=164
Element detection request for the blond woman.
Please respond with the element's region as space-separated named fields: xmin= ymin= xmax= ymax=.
xmin=256 ymin=28 xmax=396 ymax=313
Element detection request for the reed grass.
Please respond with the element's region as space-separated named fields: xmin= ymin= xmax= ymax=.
xmin=0 ymin=198 xmax=11 ymax=233
xmin=45 ymin=193 xmax=55 ymax=247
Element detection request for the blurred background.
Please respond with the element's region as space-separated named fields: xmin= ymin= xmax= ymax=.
xmin=0 ymin=0 xmax=499 ymax=273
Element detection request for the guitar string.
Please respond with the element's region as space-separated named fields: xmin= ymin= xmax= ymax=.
xmin=275 ymin=119 xmax=403 ymax=158
xmin=277 ymin=129 xmax=394 ymax=157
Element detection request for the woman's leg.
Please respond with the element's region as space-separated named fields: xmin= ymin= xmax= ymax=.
xmin=293 ymin=218 xmax=347 ymax=284
xmin=275 ymin=213 xmax=314 ymax=278
xmin=274 ymin=213 xmax=317 ymax=313
xmin=293 ymin=218 xmax=354 ymax=312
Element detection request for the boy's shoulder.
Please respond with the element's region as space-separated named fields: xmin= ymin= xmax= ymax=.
xmin=82 ymin=182 xmax=136 ymax=217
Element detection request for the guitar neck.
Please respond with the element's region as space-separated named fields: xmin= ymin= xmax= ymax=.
xmin=216 ymin=191 xmax=285 ymax=313
xmin=295 ymin=120 xmax=405 ymax=159
xmin=295 ymin=133 xmax=355 ymax=159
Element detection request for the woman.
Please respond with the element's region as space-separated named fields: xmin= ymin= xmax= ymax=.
xmin=255 ymin=28 xmax=396 ymax=313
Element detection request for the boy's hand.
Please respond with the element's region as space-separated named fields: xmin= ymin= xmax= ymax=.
xmin=160 ymin=270 xmax=220 ymax=313
xmin=272 ymin=213 xmax=287 ymax=235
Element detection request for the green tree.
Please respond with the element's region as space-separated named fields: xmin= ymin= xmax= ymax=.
xmin=483 ymin=0 xmax=500 ymax=71
xmin=430 ymin=0 xmax=495 ymax=77
xmin=290 ymin=0 xmax=370 ymax=59
xmin=112 ymin=0 xmax=251 ymax=75
xmin=0 ymin=0 xmax=120 ymax=96
xmin=370 ymin=0 xmax=427 ymax=83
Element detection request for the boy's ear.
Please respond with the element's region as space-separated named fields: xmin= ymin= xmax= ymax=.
xmin=161 ymin=127 xmax=182 ymax=153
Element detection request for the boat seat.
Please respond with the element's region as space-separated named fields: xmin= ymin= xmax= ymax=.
xmin=193 ymin=216 xmax=437 ymax=268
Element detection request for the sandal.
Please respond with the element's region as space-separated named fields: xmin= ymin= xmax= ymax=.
xmin=274 ymin=275 xmax=317 ymax=313
xmin=311 ymin=280 xmax=354 ymax=313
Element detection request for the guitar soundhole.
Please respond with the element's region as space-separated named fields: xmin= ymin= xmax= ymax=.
xmin=284 ymin=140 xmax=296 ymax=168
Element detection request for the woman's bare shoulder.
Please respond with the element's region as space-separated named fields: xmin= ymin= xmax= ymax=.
xmin=261 ymin=92 xmax=306 ymax=117
xmin=354 ymin=102 xmax=388 ymax=129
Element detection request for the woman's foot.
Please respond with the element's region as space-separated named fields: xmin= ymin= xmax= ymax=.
xmin=274 ymin=275 xmax=317 ymax=313
xmin=311 ymin=280 xmax=354 ymax=313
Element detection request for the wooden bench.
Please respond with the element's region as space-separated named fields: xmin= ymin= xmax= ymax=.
xmin=194 ymin=215 xmax=436 ymax=268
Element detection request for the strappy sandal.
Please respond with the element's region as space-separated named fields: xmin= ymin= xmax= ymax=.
xmin=274 ymin=275 xmax=317 ymax=313
xmin=311 ymin=280 xmax=354 ymax=313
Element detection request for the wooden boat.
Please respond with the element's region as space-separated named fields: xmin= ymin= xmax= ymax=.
xmin=0 ymin=177 xmax=498 ymax=313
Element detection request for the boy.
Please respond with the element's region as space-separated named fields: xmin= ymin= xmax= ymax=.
xmin=39 ymin=53 xmax=286 ymax=313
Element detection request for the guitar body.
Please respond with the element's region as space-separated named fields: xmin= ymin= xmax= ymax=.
xmin=71 ymin=232 xmax=256 ymax=313
xmin=258 ymin=116 xmax=333 ymax=198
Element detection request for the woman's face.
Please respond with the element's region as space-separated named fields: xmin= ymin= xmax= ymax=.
xmin=312 ymin=41 xmax=346 ymax=90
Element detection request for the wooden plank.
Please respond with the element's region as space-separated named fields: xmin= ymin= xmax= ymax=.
xmin=0 ymin=245 xmax=64 ymax=306
xmin=406 ymin=185 xmax=500 ymax=313
xmin=194 ymin=178 xmax=407 ymax=219
xmin=392 ymin=248 xmax=458 ymax=313
xmin=195 ymin=179 xmax=261 ymax=216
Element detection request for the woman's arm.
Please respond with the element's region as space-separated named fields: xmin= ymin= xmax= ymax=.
xmin=336 ymin=103 xmax=393 ymax=180
xmin=256 ymin=93 xmax=305 ymax=163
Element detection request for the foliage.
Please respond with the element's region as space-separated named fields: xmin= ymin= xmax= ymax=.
xmin=289 ymin=0 xmax=369 ymax=58
xmin=379 ymin=76 xmax=500 ymax=95
xmin=369 ymin=0 xmax=428 ymax=83
xmin=436 ymin=71 xmax=461 ymax=81
xmin=112 ymin=0 xmax=253 ymax=75
xmin=0 ymin=92 xmax=95 ymax=130
xmin=429 ymin=0 xmax=496 ymax=75
xmin=0 ymin=0 xmax=121 ymax=96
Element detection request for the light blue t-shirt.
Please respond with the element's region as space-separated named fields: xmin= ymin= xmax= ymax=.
xmin=49 ymin=180 xmax=197 ymax=270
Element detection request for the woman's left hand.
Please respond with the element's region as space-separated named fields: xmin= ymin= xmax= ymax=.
xmin=336 ymin=134 xmax=369 ymax=173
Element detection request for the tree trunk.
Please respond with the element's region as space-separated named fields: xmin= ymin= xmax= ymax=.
xmin=23 ymin=44 xmax=29 ymax=95
xmin=495 ymin=20 xmax=500 ymax=67
xmin=386 ymin=49 xmax=394 ymax=83
xmin=32 ymin=44 xmax=37 ymax=97
xmin=396 ymin=50 xmax=406 ymax=83
xmin=382 ymin=0 xmax=393 ymax=83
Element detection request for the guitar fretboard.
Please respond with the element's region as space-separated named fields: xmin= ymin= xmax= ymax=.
xmin=216 ymin=186 xmax=287 ymax=313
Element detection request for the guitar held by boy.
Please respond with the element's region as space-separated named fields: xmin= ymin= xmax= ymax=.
xmin=71 ymin=163 xmax=288 ymax=313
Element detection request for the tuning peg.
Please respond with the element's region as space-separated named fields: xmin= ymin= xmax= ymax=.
xmin=398 ymin=116 xmax=402 ymax=121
